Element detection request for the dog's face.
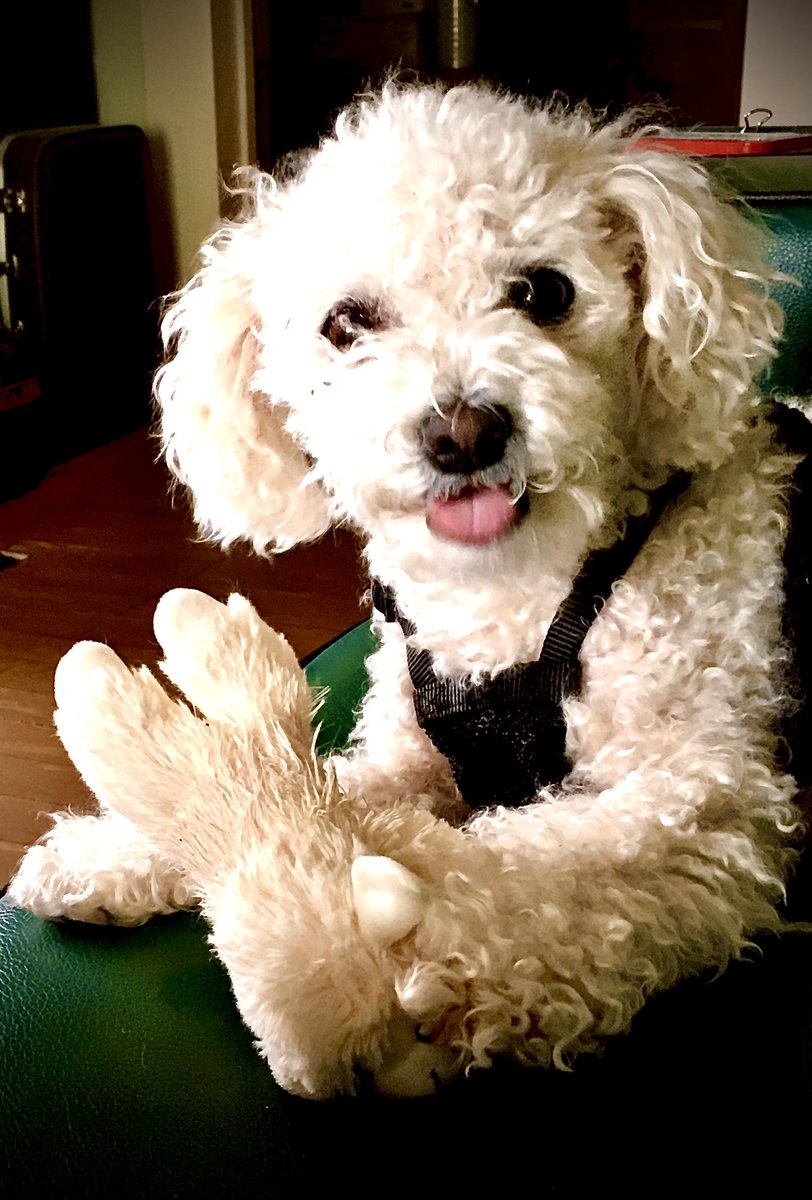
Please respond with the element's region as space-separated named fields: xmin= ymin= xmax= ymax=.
xmin=157 ymin=85 xmax=779 ymax=570
xmin=254 ymin=104 xmax=637 ymax=571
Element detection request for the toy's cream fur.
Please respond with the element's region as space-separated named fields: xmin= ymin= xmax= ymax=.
xmin=9 ymin=83 xmax=807 ymax=1098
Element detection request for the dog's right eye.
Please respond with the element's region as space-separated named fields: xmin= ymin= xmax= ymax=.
xmin=504 ymin=268 xmax=576 ymax=326
xmin=320 ymin=298 xmax=386 ymax=351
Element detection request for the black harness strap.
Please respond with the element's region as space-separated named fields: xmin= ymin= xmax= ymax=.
xmin=373 ymin=473 xmax=691 ymax=809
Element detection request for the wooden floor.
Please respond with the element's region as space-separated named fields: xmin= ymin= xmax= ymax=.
xmin=0 ymin=430 xmax=366 ymax=886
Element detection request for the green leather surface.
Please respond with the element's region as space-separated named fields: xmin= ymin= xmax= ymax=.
xmin=757 ymin=204 xmax=812 ymax=396
xmin=2 ymin=901 xmax=812 ymax=1195
xmin=305 ymin=619 xmax=378 ymax=755
xmin=0 ymin=905 xmax=288 ymax=1194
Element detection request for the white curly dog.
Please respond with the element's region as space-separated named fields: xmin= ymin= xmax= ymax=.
xmin=10 ymin=83 xmax=809 ymax=1099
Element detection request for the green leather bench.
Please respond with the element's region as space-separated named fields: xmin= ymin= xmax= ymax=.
xmin=3 ymin=198 xmax=812 ymax=1197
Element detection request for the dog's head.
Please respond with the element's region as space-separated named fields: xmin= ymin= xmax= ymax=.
xmin=156 ymin=83 xmax=781 ymax=569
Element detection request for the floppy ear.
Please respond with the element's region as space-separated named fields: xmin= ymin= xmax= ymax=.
xmin=155 ymin=185 xmax=332 ymax=555
xmin=602 ymin=147 xmax=783 ymax=469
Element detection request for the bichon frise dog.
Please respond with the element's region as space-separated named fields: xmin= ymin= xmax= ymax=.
xmin=10 ymin=82 xmax=810 ymax=1099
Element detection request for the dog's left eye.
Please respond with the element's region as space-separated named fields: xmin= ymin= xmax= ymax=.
xmin=320 ymin=298 xmax=387 ymax=351
xmin=504 ymin=268 xmax=575 ymax=325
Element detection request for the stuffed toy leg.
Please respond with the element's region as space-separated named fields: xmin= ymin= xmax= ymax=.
xmin=20 ymin=589 xmax=456 ymax=1098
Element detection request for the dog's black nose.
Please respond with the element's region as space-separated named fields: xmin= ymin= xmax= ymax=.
xmin=420 ymin=400 xmax=513 ymax=475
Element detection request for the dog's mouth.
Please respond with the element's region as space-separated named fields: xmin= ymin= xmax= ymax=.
xmin=426 ymin=484 xmax=529 ymax=546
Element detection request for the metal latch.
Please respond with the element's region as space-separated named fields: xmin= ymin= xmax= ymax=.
xmin=0 ymin=187 xmax=27 ymax=215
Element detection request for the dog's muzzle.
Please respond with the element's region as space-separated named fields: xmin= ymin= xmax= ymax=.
xmin=419 ymin=398 xmax=527 ymax=546
xmin=419 ymin=399 xmax=513 ymax=476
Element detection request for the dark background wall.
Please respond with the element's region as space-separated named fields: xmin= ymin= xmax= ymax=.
xmin=252 ymin=0 xmax=749 ymax=169
xmin=0 ymin=4 xmax=98 ymax=135
xmin=0 ymin=2 xmax=749 ymax=162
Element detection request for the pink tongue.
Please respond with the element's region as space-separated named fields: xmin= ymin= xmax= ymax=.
xmin=426 ymin=485 xmax=520 ymax=546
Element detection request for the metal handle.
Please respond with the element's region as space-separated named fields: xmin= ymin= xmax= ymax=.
xmin=740 ymin=108 xmax=773 ymax=133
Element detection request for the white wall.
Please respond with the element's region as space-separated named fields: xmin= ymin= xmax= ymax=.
xmin=92 ymin=0 xmax=254 ymax=287
xmin=211 ymin=0 xmax=256 ymax=182
xmin=741 ymin=0 xmax=812 ymax=126
xmin=91 ymin=0 xmax=148 ymax=129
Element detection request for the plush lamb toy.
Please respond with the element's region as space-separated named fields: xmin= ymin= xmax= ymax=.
xmin=10 ymin=82 xmax=811 ymax=1099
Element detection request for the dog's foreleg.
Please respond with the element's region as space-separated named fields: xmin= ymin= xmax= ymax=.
xmin=332 ymin=621 xmax=469 ymax=823
xmin=345 ymin=757 xmax=795 ymax=1073
xmin=7 ymin=808 xmax=194 ymax=925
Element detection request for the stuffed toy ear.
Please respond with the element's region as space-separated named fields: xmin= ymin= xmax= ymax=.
xmin=155 ymin=198 xmax=332 ymax=554
xmin=602 ymin=147 xmax=783 ymax=469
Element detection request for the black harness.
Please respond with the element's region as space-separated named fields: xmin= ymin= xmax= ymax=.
xmin=373 ymin=473 xmax=691 ymax=810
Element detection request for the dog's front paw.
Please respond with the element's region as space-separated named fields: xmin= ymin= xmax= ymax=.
xmin=366 ymin=1009 xmax=459 ymax=1098
xmin=352 ymin=856 xmax=460 ymax=1095
xmin=8 ymin=812 xmax=194 ymax=925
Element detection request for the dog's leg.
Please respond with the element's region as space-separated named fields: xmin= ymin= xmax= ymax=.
xmin=346 ymin=757 xmax=795 ymax=1077
xmin=7 ymin=810 xmax=194 ymax=925
xmin=332 ymin=622 xmax=469 ymax=824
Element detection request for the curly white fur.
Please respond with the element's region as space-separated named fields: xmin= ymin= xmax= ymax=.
xmin=9 ymin=82 xmax=806 ymax=1097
